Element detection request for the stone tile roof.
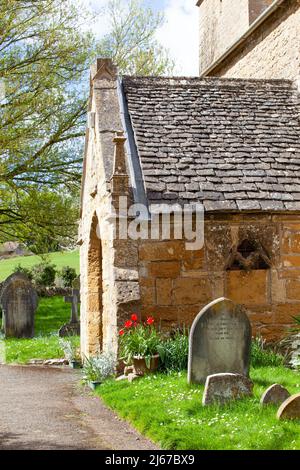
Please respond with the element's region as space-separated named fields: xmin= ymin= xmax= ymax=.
xmin=122 ymin=76 xmax=300 ymax=211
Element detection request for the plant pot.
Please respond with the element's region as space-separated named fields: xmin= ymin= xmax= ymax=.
xmin=69 ymin=360 xmax=81 ymax=369
xmin=89 ymin=381 xmax=102 ymax=391
xmin=132 ymin=354 xmax=159 ymax=376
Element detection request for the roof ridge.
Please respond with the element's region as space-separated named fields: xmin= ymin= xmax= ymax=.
xmin=122 ymin=75 xmax=295 ymax=86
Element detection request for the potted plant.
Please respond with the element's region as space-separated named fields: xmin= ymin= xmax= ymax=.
xmin=59 ymin=337 xmax=81 ymax=368
xmin=119 ymin=314 xmax=161 ymax=376
xmin=82 ymin=352 xmax=116 ymax=390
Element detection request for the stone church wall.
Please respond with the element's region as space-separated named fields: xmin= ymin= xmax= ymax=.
xmin=138 ymin=213 xmax=300 ymax=342
xmin=209 ymin=0 xmax=300 ymax=80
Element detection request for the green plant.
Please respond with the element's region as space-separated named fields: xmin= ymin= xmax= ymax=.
xmin=82 ymin=352 xmax=116 ymax=383
xmin=157 ymin=329 xmax=189 ymax=373
xmin=59 ymin=266 xmax=77 ymax=288
xmin=59 ymin=337 xmax=81 ymax=362
xmin=31 ymin=263 xmax=56 ymax=287
xmin=251 ymin=336 xmax=284 ymax=367
xmin=12 ymin=264 xmax=33 ymax=281
xmin=119 ymin=315 xmax=161 ymax=368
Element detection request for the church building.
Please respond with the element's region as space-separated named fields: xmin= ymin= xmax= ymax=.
xmin=79 ymin=0 xmax=300 ymax=357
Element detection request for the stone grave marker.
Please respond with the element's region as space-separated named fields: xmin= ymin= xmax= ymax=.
xmin=260 ymin=384 xmax=290 ymax=406
xmin=202 ymin=373 xmax=253 ymax=406
xmin=188 ymin=297 xmax=251 ymax=384
xmin=59 ymin=277 xmax=80 ymax=337
xmin=0 ymin=272 xmax=38 ymax=338
xmin=277 ymin=393 xmax=300 ymax=420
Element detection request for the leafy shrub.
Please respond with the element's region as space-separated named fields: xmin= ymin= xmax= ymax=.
xmin=251 ymin=336 xmax=284 ymax=367
xmin=58 ymin=266 xmax=77 ymax=288
xmin=13 ymin=264 xmax=33 ymax=281
xmin=59 ymin=337 xmax=80 ymax=362
xmin=31 ymin=263 xmax=56 ymax=287
xmin=158 ymin=329 xmax=189 ymax=372
xmin=82 ymin=352 xmax=116 ymax=383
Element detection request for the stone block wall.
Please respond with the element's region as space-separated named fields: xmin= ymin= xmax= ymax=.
xmin=199 ymin=0 xmax=250 ymax=75
xmin=211 ymin=0 xmax=300 ymax=80
xmin=138 ymin=213 xmax=300 ymax=342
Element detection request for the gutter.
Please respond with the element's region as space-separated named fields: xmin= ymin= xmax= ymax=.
xmin=199 ymin=0 xmax=286 ymax=77
xmin=117 ymin=77 xmax=150 ymax=215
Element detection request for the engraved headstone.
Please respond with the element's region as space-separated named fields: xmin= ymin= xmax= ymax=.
xmin=188 ymin=297 xmax=251 ymax=384
xmin=0 ymin=273 xmax=38 ymax=338
xmin=202 ymin=373 xmax=253 ymax=406
xmin=260 ymin=384 xmax=290 ymax=406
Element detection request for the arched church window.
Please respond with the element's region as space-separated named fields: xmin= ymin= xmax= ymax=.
xmin=226 ymin=239 xmax=271 ymax=271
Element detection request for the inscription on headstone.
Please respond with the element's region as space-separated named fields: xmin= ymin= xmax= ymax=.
xmin=0 ymin=273 xmax=38 ymax=338
xmin=188 ymin=297 xmax=252 ymax=384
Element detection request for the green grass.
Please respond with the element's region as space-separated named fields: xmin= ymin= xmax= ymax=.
xmin=1 ymin=296 xmax=80 ymax=364
xmin=96 ymin=367 xmax=300 ymax=450
xmin=0 ymin=250 xmax=79 ymax=281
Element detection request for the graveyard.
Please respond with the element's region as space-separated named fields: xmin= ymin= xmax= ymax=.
xmin=1 ymin=296 xmax=80 ymax=364
xmin=96 ymin=366 xmax=300 ymax=450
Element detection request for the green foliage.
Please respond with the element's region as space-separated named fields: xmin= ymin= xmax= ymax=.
xmin=82 ymin=353 xmax=116 ymax=383
xmin=59 ymin=337 xmax=81 ymax=362
xmin=0 ymin=250 xmax=79 ymax=282
xmin=96 ymin=367 xmax=300 ymax=450
xmin=12 ymin=263 xmax=33 ymax=280
xmin=157 ymin=329 xmax=189 ymax=373
xmin=251 ymin=336 xmax=284 ymax=367
xmin=0 ymin=0 xmax=173 ymax=248
xmin=31 ymin=263 xmax=56 ymax=287
xmin=119 ymin=317 xmax=161 ymax=367
xmin=98 ymin=0 xmax=174 ymax=76
xmin=59 ymin=265 xmax=77 ymax=288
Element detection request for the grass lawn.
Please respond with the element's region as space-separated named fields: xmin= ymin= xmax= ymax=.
xmin=0 ymin=250 xmax=79 ymax=281
xmin=1 ymin=296 xmax=80 ymax=364
xmin=96 ymin=367 xmax=300 ymax=450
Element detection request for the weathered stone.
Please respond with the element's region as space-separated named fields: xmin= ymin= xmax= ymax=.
xmin=128 ymin=373 xmax=140 ymax=383
xmin=277 ymin=393 xmax=300 ymax=420
xmin=226 ymin=270 xmax=268 ymax=305
xmin=59 ymin=322 xmax=80 ymax=338
xmin=0 ymin=273 xmax=38 ymax=338
xmin=202 ymin=373 xmax=253 ymax=406
xmin=260 ymin=384 xmax=290 ymax=406
xmin=116 ymin=374 xmax=128 ymax=381
xmin=188 ymin=298 xmax=251 ymax=384
xmin=124 ymin=366 xmax=134 ymax=376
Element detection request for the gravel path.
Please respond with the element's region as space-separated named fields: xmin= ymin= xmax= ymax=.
xmin=0 ymin=365 xmax=158 ymax=450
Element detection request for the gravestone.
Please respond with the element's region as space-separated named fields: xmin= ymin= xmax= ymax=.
xmin=0 ymin=273 xmax=38 ymax=338
xmin=277 ymin=393 xmax=300 ymax=420
xmin=188 ymin=297 xmax=251 ymax=384
xmin=260 ymin=384 xmax=290 ymax=406
xmin=202 ymin=373 xmax=253 ymax=406
xmin=59 ymin=277 xmax=80 ymax=337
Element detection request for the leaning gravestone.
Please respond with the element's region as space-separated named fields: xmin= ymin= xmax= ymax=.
xmin=202 ymin=373 xmax=253 ymax=406
xmin=277 ymin=393 xmax=300 ymax=420
xmin=260 ymin=384 xmax=290 ymax=406
xmin=0 ymin=273 xmax=38 ymax=338
xmin=188 ymin=298 xmax=251 ymax=384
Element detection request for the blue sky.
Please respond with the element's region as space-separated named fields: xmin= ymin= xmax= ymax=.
xmin=84 ymin=0 xmax=199 ymax=76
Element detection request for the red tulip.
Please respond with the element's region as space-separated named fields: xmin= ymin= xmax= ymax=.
xmin=131 ymin=314 xmax=138 ymax=322
xmin=146 ymin=316 xmax=155 ymax=325
xmin=125 ymin=320 xmax=133 ymax=329
xmin=119 ymin=329 xmax=125 ymax=336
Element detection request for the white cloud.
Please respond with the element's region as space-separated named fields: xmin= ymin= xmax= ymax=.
xmin=156 ymin=0 xmax=199 ymax=76
xmin=80 ymin=0 xmax=199 ymax=76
